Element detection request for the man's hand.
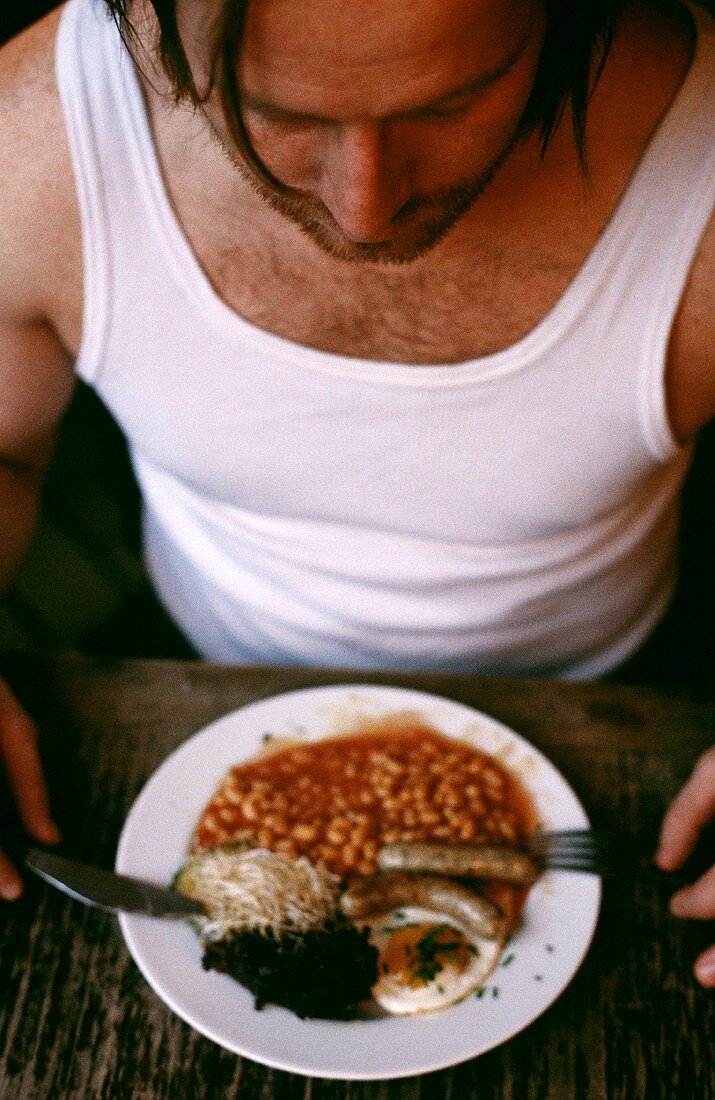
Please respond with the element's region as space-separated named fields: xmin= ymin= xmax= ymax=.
xmin=0 ymin=678 xmax=60 ymax=899
xmin=655 ymin=746 xmax=715 ymax=988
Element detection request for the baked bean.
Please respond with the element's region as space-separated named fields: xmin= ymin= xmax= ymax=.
xmin=292 ymin=822 xmax=319 ymax=844
xmin=341 ymin=844 xmax=360 ymax=868
xmin=193 ymin=722 xmax=535 ymax=879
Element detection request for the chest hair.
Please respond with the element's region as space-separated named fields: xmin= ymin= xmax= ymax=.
xmin=183 ymin=188 xmax=585 ymax=363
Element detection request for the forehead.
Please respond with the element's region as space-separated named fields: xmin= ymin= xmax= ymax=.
xmin=240 ymin=0 xmax=537 ymax=116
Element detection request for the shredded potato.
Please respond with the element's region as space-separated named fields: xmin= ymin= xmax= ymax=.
xmin=174 ymin=847 xmax=341 ymax=942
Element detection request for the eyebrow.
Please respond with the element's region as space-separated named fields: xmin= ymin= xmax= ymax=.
xmin=241 ymin=27 xmax=533 ymax=125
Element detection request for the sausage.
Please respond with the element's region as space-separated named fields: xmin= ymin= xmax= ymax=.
xmin=377 ymin=841 xmax=541 ymax=885
xmin=340 ymin=872 xmax=507 ymax=941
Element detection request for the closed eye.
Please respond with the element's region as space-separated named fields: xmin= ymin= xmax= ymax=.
xmin=416 ymin=99 xmax=475 ymax=122
xmin=244 ymin=103 xmax=333 ymax=132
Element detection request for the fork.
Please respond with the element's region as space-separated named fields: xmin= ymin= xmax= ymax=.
xmin=525 ymin=829 xmax=618 ymax=875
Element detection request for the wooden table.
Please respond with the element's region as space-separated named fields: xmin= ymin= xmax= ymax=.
xmin=0 ymin=654 xmax=713 ymax=1099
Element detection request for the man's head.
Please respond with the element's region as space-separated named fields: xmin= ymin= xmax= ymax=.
xmin=108 ymin=0 xmax=623 ymax=262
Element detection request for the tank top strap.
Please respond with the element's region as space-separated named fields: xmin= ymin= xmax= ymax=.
xmin=56 ymin=0 xmax=161 ymax=386
xmin=55 ymin=0 xmax=116 ymax=383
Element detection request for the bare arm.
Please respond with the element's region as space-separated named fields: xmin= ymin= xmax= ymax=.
xmin=0 ymin=319 xmax=75 ymax=586
xmin=0 ymin=5 xmax=79 ymax=579
xmin=666 ymin=210 xmax=715 ymax=442
xmin=0 ymin=6 xmax=81 ymax=896
xmin=658 ymin=209 xmax=715 ymax=985
xmin=0 ymin=321 xmax=74 ymax=898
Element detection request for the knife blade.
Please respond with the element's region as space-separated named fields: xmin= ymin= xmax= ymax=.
xmin=24 ymin=847 xmax=206 ymax=918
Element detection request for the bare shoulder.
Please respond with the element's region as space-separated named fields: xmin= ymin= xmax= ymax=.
xmin=0 ymin=6 xmax=80 ymax=457
xmin=0 ymin=4 xmax=82 ymax=342
xmin=590 ymin=0 xmax=697 ymax=145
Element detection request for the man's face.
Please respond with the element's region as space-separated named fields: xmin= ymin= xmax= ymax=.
xmin=220 ymin=0 xmax=545 ymax=263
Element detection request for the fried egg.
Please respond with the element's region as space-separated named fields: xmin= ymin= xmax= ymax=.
xmin=366 ymin=905 xmax=504 ymax=1014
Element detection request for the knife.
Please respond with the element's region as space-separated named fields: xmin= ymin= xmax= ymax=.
xmin=24 ymin=847 xmax=206 ymax=918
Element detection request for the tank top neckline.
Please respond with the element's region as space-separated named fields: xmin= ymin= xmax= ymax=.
xmin=111 ymin=0 xmax=708 ymax=386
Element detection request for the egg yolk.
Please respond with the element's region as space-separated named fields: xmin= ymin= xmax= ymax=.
xmin=380 ymin=922 xmax=476 ymax=987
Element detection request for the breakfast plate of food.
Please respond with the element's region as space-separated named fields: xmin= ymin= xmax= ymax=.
xmin=115 ymin=684 xmax=600 ymax=1080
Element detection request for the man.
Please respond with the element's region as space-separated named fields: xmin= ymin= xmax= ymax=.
xmin=0 ymin=0 xmax=713 ymax=982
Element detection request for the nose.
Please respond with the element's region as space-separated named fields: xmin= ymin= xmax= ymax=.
xmin=318 ymin=121 xmax=412 ymax=242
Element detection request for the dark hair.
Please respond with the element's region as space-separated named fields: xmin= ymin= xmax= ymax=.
xmin=104 ymin=0 xmax=624 ymax=182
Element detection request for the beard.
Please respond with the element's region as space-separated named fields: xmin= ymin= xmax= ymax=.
xmin=256 ymin=172 xmax=492 ymax=265
xmin=213 ymin=120 xmax=524 ymax=266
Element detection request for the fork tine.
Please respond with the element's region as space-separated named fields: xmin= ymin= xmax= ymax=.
xmin=526 ymin=829 xmax=618 ymax=875
xmin=528 ymin=830 xmax=602 ymax=843
xmin=533 ymin=850 xmax=607 ymax=873
xmin=528 ymin=830 xmax=611 ymax=847
xmin=541 ymin=857 xmax=604 ymax=873
xmin=529 ymin=840 xmax=602 ymax=857
xmin=528 ymin=827 xmax=616 ymax=871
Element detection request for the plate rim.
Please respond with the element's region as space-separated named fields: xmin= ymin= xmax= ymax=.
xmin=116 ymin=683 xmax=601 ymax=1080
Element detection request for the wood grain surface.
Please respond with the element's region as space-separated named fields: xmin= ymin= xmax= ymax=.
xmin=0 ymin=655 xmax=713 ymax=1099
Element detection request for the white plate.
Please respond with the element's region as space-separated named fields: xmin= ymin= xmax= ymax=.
xmin=116 ymin=684 xmax=600 ymax=1080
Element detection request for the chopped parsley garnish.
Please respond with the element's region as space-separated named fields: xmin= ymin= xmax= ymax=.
xmin=501 ymin=953 xmax=515 ymax=967
xmin=408 ymin=924 xmax=467 ymax=984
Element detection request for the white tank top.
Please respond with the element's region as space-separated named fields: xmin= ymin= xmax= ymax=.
xmin=55 ymin=0 xmax=715 ymax=677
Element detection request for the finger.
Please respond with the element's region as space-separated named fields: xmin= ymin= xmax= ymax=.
xmin=655 ymin=747 xmax=715 ymax=871
xmin=669 ymin=862 xmax=715 ymax=921
xmin=0 ymin=681 xmax=61 ymax=844
xmin=694 ymin=943 xmax=715 ymax=988
xmin=0 ymin=847 xmax=23 ymax=901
